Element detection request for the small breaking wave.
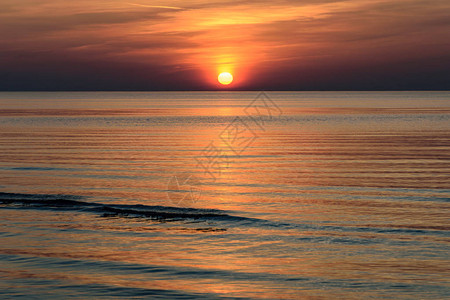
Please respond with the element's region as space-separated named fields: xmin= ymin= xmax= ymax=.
xmin=0 ymin=192 xmax=251 ymax=223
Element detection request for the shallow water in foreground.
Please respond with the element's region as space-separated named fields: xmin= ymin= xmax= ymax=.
xmin=0 ymin=91 xmax=449 ymax=299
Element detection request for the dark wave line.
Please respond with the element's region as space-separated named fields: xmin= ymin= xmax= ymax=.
xmin=1 ymin=193 xmax=447 ymax=238
xmin=0 ymin=192 xmax=250 ymax=222
xmin=1 ymin=252 xmax=448 ymax=299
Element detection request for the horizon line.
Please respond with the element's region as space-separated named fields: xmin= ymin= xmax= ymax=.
xmin=0 ymin=90 xmax=449 ymax=93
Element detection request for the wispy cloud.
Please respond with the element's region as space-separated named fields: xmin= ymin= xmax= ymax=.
xmin=126 ymin=2 xmax=183 ymax=10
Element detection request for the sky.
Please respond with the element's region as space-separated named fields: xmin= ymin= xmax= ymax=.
xmin=0 ymin=0 xmax=449 ymax=91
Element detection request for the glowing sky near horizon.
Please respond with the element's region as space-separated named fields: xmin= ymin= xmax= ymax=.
xmin=0 ymin=0 xmax=449 ymax=90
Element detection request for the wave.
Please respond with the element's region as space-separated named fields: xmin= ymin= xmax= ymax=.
xmin=1 ymin=192 xmax=447 ymax=239
xmin=0 ymin=192 xmax=251 ymax=223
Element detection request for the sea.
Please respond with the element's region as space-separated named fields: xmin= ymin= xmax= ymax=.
xmin=0 ymin=91 xmax=449 ymax=299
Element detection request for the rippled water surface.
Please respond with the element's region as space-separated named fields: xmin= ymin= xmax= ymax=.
xmin=0 ymin=91 xmax=449 ymax=299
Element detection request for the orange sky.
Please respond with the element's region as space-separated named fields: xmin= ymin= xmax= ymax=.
xmin=0 ymin=0 xmax=449 ymax=90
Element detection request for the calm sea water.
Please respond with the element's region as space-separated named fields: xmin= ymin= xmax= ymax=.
xmin=0 ymin=91 xmax=449 ymax=299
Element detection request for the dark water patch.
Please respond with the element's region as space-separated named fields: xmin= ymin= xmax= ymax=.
xmin=11 ymin=167 xmax=62 ymax=171
xmin=1 ymin=281 xmax=240 ymax=299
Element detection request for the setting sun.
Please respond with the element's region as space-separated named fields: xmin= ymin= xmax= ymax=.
xmin=218 ymin=72 xmax=233 ymax=85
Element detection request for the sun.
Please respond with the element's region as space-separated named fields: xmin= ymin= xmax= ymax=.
xmin=218 ymin=72 xmax=233 ymax=85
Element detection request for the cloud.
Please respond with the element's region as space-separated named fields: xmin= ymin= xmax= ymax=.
xmin=125 ymin=3 xmax=183 ymax=10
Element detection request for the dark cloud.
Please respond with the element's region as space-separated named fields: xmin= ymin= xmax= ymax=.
xmin=0 ymin=49 xmax=207 ymax=91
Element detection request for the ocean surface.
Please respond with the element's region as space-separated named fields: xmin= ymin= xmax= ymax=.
xmin=0 ymin=91 xmax=449 ymax=299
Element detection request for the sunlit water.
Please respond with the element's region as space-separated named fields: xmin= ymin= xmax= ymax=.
xmin=0 ymin=91 xmax=449 ymax=299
